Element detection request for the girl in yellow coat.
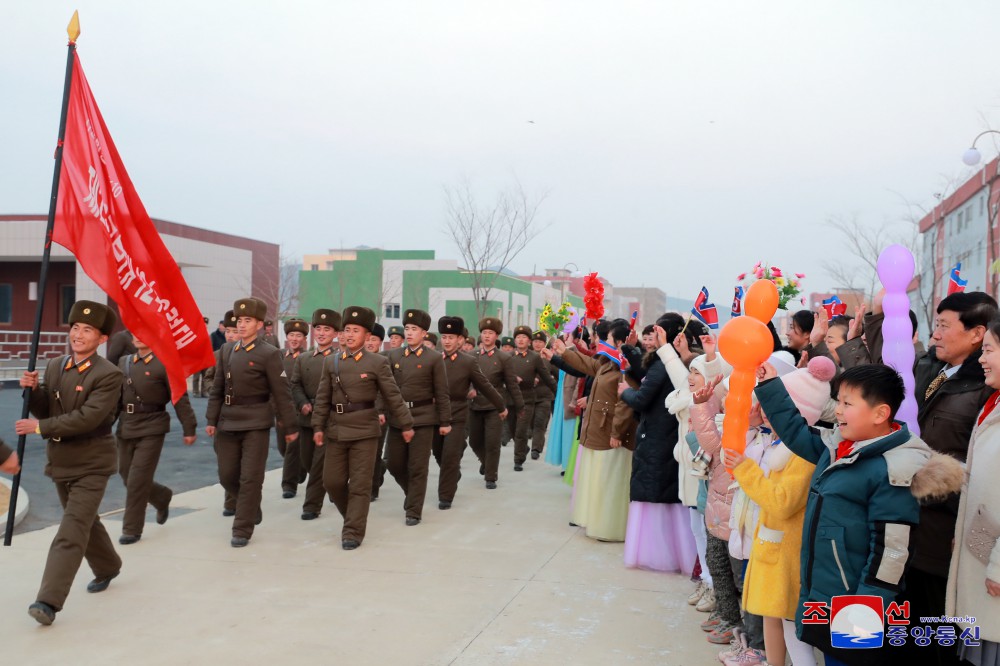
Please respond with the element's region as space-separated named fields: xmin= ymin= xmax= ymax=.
xmin=725 ymin=357 xmax=835 ymax=666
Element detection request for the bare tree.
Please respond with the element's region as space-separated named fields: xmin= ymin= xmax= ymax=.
xmin=822 ymin=214 xmax=894 ymax=304
xmin=443 ymin=177 xmax=550 ymax=319
xmin=237 ymin=248 xmax=300 ymax=319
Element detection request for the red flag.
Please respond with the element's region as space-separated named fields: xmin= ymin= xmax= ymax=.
xmin=54 ymin=55 xmax=213 ymax=403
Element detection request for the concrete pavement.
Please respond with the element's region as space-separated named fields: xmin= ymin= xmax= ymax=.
xmin=0 ymin=443 xmax=721 ymax=665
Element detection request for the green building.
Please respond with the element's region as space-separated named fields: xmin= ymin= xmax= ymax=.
xmin=299 ymin=248 xmax=583 ymax=337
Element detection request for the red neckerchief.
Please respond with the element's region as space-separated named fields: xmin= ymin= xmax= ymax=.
xmin=978 ymin=391 xmax=1000 ymax=426
xmin=836 ymin=423 xmax=901 ymax=460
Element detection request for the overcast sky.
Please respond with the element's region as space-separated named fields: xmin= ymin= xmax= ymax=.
xmin=3 ymin=1 xmax=999 ymax=307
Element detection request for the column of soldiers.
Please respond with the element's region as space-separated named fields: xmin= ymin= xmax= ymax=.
xmin=13 ymin=296 xmax=561 ymax=624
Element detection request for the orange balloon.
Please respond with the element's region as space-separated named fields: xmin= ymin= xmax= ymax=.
xmin=744 ymin=279 xmax=779 ymax=324
xmin=717 ymin=316 xmax=773 ymax=456
xmin=718 ymin=316 xmax=774 ymax=369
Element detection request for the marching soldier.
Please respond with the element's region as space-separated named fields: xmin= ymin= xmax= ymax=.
xmin=206 ymin=298 xmax=299 ymax=548
xmin=365 ymin=323 xmax=390 ymax=499
xmin=115 ymin=333 xmax=198 ymax=544
xmin=262 ymin=319 xmax=280 ymax=348
xmin=434 ymin=316 xmax=505 ymax=509
xmin=468 ymin=317 xmax=523 ymax=489
xmin=460 ymin=328 xmax=475 ymax=353
xmin=15 ymin=300 xmax=124 ymax=625
xmin=312 ymin=306 xmax=413 ymax=549
xmin=529 ymin=330 xmax=559 ymax=460
xmin=206 ymin=310 xmax=238 ymax=516
xmin=529 ymin=331 xmax=559 ymax=460
xmin=385 ymin=310 xmax=451 ymax=526
xmin=290 ymin=309 xmax=341 ymax=521
xmin=278 ymin=318 xmax=309 ymax=499
xmin=500 ymin=336 xmax=515 ymax=353
xmin=387 ymin=326 xmax=404 ymax=350
xmin=508 ymin=326 xmax=557 ymax=471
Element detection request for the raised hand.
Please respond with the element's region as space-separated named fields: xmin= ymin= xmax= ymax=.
xmin=810 ymin=309 xmax=829 ymax=347
xmin=699 ymin=334 xmax=717 ymax=361
xmin=847 ymin=304 xmax=867 ymax=341
xmin=692 ymin=375 xmax=723 ymax=404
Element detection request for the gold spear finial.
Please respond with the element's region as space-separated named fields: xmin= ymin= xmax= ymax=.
xmin=67 ymin=10 xmax=80 ymax=43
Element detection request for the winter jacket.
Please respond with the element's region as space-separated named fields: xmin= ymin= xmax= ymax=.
xmin=560 ymin=372 xmax=580 ymax=421
xmin=620 ymin=353 xmax=680 ymax=503
xmin=734 ymin=441 xmax=815 ymax=620
xmin=660 ymin=344 xmax=702 ymax=507
xmin=946 ymin=394 xmax=1000 ymax=641
xmin=558 ymin=347 xmax=634 ymax=451
xmin=728 ymin=430 xmax=768 ymax=560
xmin=685 ymin=431 xmax=708 ymax=513
xmin=756 ymin=377 xmax=963 ymax=662
xmin=838 ymin=313 xmax=990 ymax=577
xmin=690 ymin=393 xmax=759 ymax=541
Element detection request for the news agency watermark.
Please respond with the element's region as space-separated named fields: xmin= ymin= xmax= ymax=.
xmin=802 ymin=596 xmax=981 ymax=649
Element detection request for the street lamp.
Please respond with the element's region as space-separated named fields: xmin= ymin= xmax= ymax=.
xmin=961 ymin=130 xmax=1000 ymax=166
xmin=960 ymin=130 xmax=1000 ymax=297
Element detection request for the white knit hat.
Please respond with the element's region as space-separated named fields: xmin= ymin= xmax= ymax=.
xmin=780 ymin=356 xmax=836 ymax=425
xmin=769 ymin=351 xmax=797 ymax=377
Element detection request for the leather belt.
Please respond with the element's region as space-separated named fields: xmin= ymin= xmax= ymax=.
xmin=334 ymin=401 xmax=376 ymax=414
xmin=125 ymin=403 xmax=167 ymax=414
xmin=225 ymin=394 xmax=270 ymax=406
xmin=51 ymin=424 xmax=113 ymax=443
xmin=404 ymin=398 xmax=435 ymax=409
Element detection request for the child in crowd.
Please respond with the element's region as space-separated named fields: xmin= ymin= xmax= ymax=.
xmin=723 ymin=357 xmax=837 ymax=666
xmin=690 ymin=370 xmax=763 ymax=648
xmin=665 ymin=339 xmax=728 ymax=612
xmin=751 ymin=362 xmax=963 ymax=666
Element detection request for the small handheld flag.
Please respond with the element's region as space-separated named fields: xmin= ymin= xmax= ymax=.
xmin=821 ymin=295 xmax=848 ymax=318
xmin=948 ymin=262 xmax=968 ymax=295
xmin=629 ymin=310 xmax=638 ymax=331
xmin=692 ymin=287 xmax=719 ymax=330
xmin=731 ymin=286 xmax=744 ymax=318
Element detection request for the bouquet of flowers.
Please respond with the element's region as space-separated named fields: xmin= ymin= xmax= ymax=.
xmin=583 ymin=272 xmax=605 ymax=321
xmin=737 ymin=262 xmax=805 ymax=310
xmin=538 ymin=302 xmax=576 ymax=337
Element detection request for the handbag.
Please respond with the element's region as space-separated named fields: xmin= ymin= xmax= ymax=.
xmin=966 ymin=503 xmax=1000 ymax=566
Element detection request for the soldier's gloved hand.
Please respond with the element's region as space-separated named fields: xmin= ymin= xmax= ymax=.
xmin=183 ymin=436 xmax=196 ymax=446
xmin=402 ymin=429 xmax=415 ymax=443
xmin=313 ymin=431 xmax=325 ymax=447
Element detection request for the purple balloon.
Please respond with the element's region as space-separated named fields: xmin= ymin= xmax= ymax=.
xmin=877 ymin=244 xmax=919 ymax=435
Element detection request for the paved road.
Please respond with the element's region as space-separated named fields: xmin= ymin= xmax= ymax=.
xmin=0 ymin=386 xmax=285 ymax=534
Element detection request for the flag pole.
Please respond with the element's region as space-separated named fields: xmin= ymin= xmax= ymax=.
xmin=4 ymin=12 xmax=80 ymax=546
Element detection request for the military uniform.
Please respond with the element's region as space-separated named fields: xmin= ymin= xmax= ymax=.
xmin=529 ymin=331 xmax=559 ymax=459
xmin=290 ymin=309 xmax=342 ymax=519
xmin=207 ymin=298 xmax=298 ymax=546
xmin=262 ymin=320 xmax=280 ymax=349
xmin=367 ymin=322 xmax=388 ymax=499
xmin=206 ymin=310 xmax=237 ymax=515
xmin=277 ymin=318 xmax=310 ymax=497
xmin=385 ymin=309 xmax=451 ymax=524
xmin=508 ymin=326 xmax=557 ymax=468
xmin=468 ymin=318 xmax=524 ymax=487
xmin=311 ymin=307 xmax=413 ymax=547
xmin=116 ymin=351 xmax=197 ymax=540
xmin=433 ymin=316 xmax=505 ymax=508
xmin=26 ymin=301 xmax=123 ymax=620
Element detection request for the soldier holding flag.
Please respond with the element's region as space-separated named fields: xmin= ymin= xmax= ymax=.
xmin=15 ymin=301 xmax=125 ymax=625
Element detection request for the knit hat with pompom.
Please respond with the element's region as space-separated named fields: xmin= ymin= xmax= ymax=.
xmin=780 ymin=356 xmax=836 ymax=425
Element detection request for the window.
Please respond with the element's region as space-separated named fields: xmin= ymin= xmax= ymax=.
xmin=385 ymin=303 xmax=400 ymax=319
xmin=0 ymin=284 xmax=11 ymax=324
xmin=310 ymin=264 xmax=319 ymax=271
xmin=59 ymin=284 xmax=75 ymax=325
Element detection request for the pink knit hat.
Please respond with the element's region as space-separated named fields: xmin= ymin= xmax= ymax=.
xmin=780 ymin=356 xmax=836 ymax=425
